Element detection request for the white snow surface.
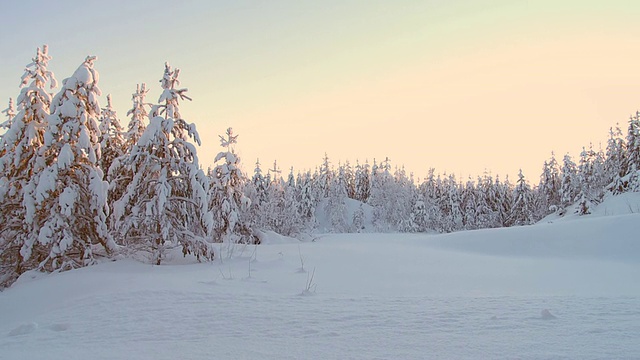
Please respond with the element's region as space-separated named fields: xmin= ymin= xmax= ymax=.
xmin=1 ymin=196 xmax=640 ymax=359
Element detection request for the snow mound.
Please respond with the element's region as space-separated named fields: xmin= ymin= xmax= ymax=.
xmin=255 ymin=230 xmax=300 ymax=244
xmin=540 ymin=309 xmax=557 ymax=320
xmin=540 ymin=192 xmax=640 ymax=223
xmin=427 ymin=212 xmax=640 ymax=262
xmin=8 ymin=322 xmax=38 ymax=336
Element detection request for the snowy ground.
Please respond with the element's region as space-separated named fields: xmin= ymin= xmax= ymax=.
xmin=1 ymin=196 xmax=640 ymax=359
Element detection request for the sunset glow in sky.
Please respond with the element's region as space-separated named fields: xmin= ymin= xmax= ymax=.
xmin=2 ymin=0 xmax=640 ymax=181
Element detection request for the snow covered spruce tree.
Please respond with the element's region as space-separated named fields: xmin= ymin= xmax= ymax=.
xmin=124 ymin=83 xmax=150 ymax=150
xmin=112 ymin=63 xmax=212 ymax=264
xmin=296 ymin=170 xmax=316 ymax=229
xmin=538 ymin=153 xmax=562 ymax=216
xmin=623 ymin=112 xmax=640 ymax=191
xmin=560 ymin=153 xmax=578 ymax=210
xmin=208 ymin=128 xmax=255 ymax=244
xmin=606 ymin=124 xmax=627 ymax=193
xmin=510 ymin=169 xmax=535 ymax=225
xmin=325 ymin=165 xmax=348 ymax=233
xmin=261 ymin=161 xmax=287 ymax=233
xmin=354 ymin=160 xmax=371 ymax=203
xmin=107 ymin=83 xmax=150 ymax=215
xmin=279 ymin=168 xmax=303 ymax=235
xmin=0 ymin=46 xmax=58 ymax=286
xmin=97 ymin=94 xmax=125 ymax=180
xmin=24 ymin=55 xmax=116 ymax=273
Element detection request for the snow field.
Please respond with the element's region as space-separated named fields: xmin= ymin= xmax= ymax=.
xmin=2 ymin=209 xmax=640 ymax=359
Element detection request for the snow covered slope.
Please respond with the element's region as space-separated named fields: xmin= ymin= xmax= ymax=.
xmin=1 ymin=196 xmax=640 ymax=359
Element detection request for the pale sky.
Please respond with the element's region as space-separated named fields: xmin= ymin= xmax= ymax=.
xmin=2 ymin=0 xmax=640 ymax=182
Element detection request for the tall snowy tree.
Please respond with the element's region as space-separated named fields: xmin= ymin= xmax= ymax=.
xmin=0 ymin=46 xmax=57 ymax=286
xmin=25 ymin=55 xmax=116 ymax=272
xmin=392 ymin=166 xmax=415 ymax=232
xmin=262 ymin=161 xmax=286 ymax=233
xmin=279 ymin=168 xmax=303 ymax=236
xmin=438 ymin=173 xmax=463 ymax=232
xmin=325 ymin=165 xmax=348 ymax=233
xmin=624 ymin=112 xmax=640 ymax=191
xmin=124 ymin=83 xmax=150 ymax=151
xmin=495 ymin=175 xmax=514 ymax=227
xmin=461 ymin=177 xmax=479 ymax=230
xmin=107 ymin=83 xmax=150 ymax=217
xmin=296 ymin=170 xmax=316 ymax=229
xmin=209 ymin=128 xmax=255 ymax=244
xmin=510 ymin=170 xmax=535 ymax=225
xmin=419 ymin=168 xmax=443 ymax=230
xmin=410 ymin=193 xmax=429 ymax=232
xmin=354 ymin=160 xmax=371 ymax=203
xmin=575 ymin=145 xmax=605 ymax=215
xmin=560 ymin=154 xmax=578 ymax=210
xmin=538 ymin=152 xmax=561 ymax=215
xmin=317 ymin=153 xmax=332 ymax=199
xmin=474 ymin=174 xmax=496 ymax=228
xmin=97 ymin=94 xmax=125 ymax=179
xmin=606 ymin=124 xmax=627 ymax=193
xmin=243 ymin=159 xmax=267 ymax=229
xmin=112 ymin=63 xmax=212 ymax=264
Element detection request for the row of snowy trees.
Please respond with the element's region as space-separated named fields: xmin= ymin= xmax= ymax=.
xmin=244 ymin=111 xmax=640 ymax=236
xmin=2 ymin=45 xmax=640 ymax=288
xmin=0 ymin=47 xmax=255 ymax=288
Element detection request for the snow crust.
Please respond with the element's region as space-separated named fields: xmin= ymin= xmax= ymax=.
xmin=1 ymin=198 xmax=639 ymax=359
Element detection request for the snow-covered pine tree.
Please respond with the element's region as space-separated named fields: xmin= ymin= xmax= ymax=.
xmin=560 ymin=153 xmax=578 ymax=210
xmin=209 ymin=128 xmax=255 ymax=244
xmin=392 ymin=166 xmax=415 ymax=232
xmin=419 ymin=168 xmax=443 ymax=231
xmin=624 ymin=112 xmax=640 ymax=191
xmin=261 ymin=161 xmax=287 ymax=233
xmin=538 ymin=152 xmax=562 ymax=215
xmin=461 ymin=177 xmax=478 ymax=230
xmin=296 ymin=170 xmax=316 ymax=230
xmin=325 ymin=164 xmax=348 ymax=233
xmin=575 ymin=144 xmax=606 ymax=215
xmin=369 ymin=157 xmax=395 ymax=232
xmin=124 ymin=83 xmax=150 ymax=150
xmin=279 ymin=168 xmax=303 ymax=236
xmin=495 ymin=175 xmax=514 ymax=227
xmin=343 ymin=160 xmax=356 ymax=199
xmin=351 ymin=202 xmax=366 ymax=232
xmin=112 ymin=63 xmax=212 ymax=264
xmin=606 ymin=124 xmax=627 ymax=193
xmin=97 ymin=94 xmax=125 ymax=180
xmin=439 ymin=173 xmax=463 ymax=232
xmin=476 ymin=172 xmax=500 ymax=228
xmin=243 ymin=159 xmax=267 ymax=229
xmin=409 ymin=193 xmax=429 ymax=232
xmin=25 ymin=55 xmax=116 ymax=272
xmin=354 ymin=160 xmax=371 ymax=203
xmin=510 ymin=169 xmax=535 ymax=225
xmin=107 ymin=83 xmax=150 ymax=218
xmin=318 ymin=153 xmax=332 ymax=199
xmin=0 ymin=46 xmax=58 ymax=287
xmin=576 ymin=147 xmax=593 ymax=215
